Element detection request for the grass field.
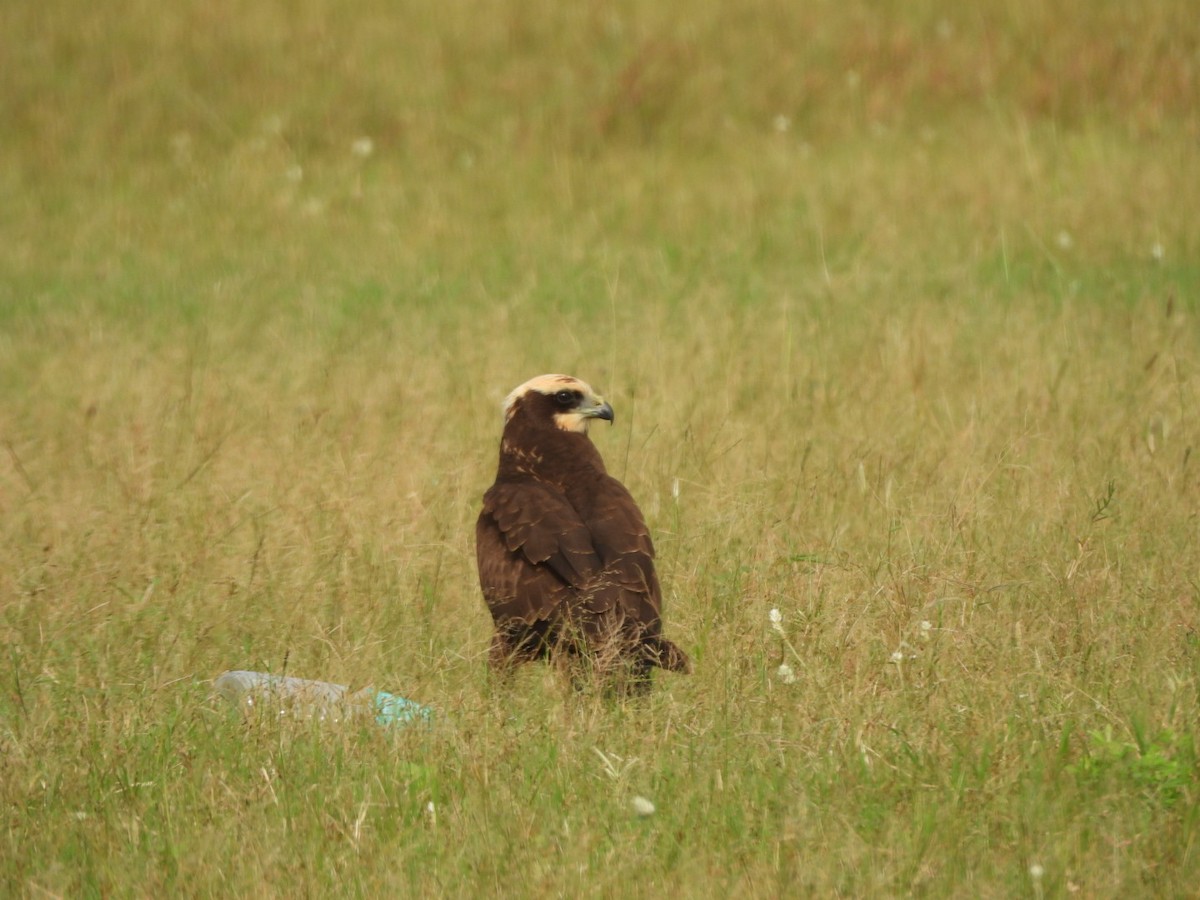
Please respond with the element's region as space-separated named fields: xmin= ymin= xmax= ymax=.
xmin=3 ymin=0 xmax=1200 ymax=895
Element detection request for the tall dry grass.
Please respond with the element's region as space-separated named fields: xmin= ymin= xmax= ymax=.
xmin=2 ymin=0 xmax=1199 ymax=895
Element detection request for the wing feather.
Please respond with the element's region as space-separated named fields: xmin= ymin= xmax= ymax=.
xmin=476 ymin=476 xmax=663 ymax=628
xmin=584 ymin=475 xmax=663 ymax=622
xmin=481 ymin=480 xmax=601 ymax=587
xmin=475 ymin=511 xmax=571 ymax=624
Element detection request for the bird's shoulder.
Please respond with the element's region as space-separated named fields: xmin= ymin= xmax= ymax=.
xmin=479 ymin=476 xmax=600 ymax=576
xmin=481 ymin=474 xmax=575 ymax=523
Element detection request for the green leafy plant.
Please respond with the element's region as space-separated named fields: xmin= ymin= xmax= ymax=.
xmin=1068 ymin=726 xmax=1193 ymax=806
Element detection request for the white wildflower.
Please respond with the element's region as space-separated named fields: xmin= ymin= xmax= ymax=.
xmin=1029 ymin=863 xmax=1044 ymax=879
xmin=769 ymin=608 xmax=785 ymax=636
xmin=776 ymin=663 xmax=797 ymax=684
xmin=352 ymin=137 xmax=375 ymax=158
xmin=631 ymin=796 xmax=656 ymax=817
xmin=890 ymin=650 xmax=904 ymax=663
xmin=773 ymin=114 xmax=791 ymax=133
xmin=1151 ymin=242 xmax=1165 ymax=261
xmin=1056 ymin=231 xmax=1072 ymax=250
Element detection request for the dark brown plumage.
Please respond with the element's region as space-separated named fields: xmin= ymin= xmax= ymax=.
xmin=476 ymin=374 xmax=690 ymax=689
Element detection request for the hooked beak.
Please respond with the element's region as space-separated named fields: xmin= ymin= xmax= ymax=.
xmin=586 ymin=399 xmax=615 ymax=424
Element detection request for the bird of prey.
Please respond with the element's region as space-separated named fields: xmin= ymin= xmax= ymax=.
xmin=475 ymin=374 xmax=689 ymax=690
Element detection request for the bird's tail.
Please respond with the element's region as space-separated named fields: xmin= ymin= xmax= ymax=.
xmin=645 ymin=636 xmax=691 ymax=674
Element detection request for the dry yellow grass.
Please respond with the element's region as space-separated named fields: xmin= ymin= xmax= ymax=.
xmin=2 ymin=0 xmax=1199 ymax=895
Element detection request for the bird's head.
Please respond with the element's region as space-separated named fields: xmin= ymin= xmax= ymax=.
xmin=502 ymin=374 xmax=615 ymax=435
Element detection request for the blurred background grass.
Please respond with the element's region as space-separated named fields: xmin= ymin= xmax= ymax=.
xmin=2 ymin=0 xmax=1199 ymax=895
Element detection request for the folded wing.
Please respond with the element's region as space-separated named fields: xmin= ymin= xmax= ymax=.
xmin=476 ymin=477 xmax=663 ymax=630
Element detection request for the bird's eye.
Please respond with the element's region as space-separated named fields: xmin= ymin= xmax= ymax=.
xmin=554 ymin=390 xmax=578 ymax=406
